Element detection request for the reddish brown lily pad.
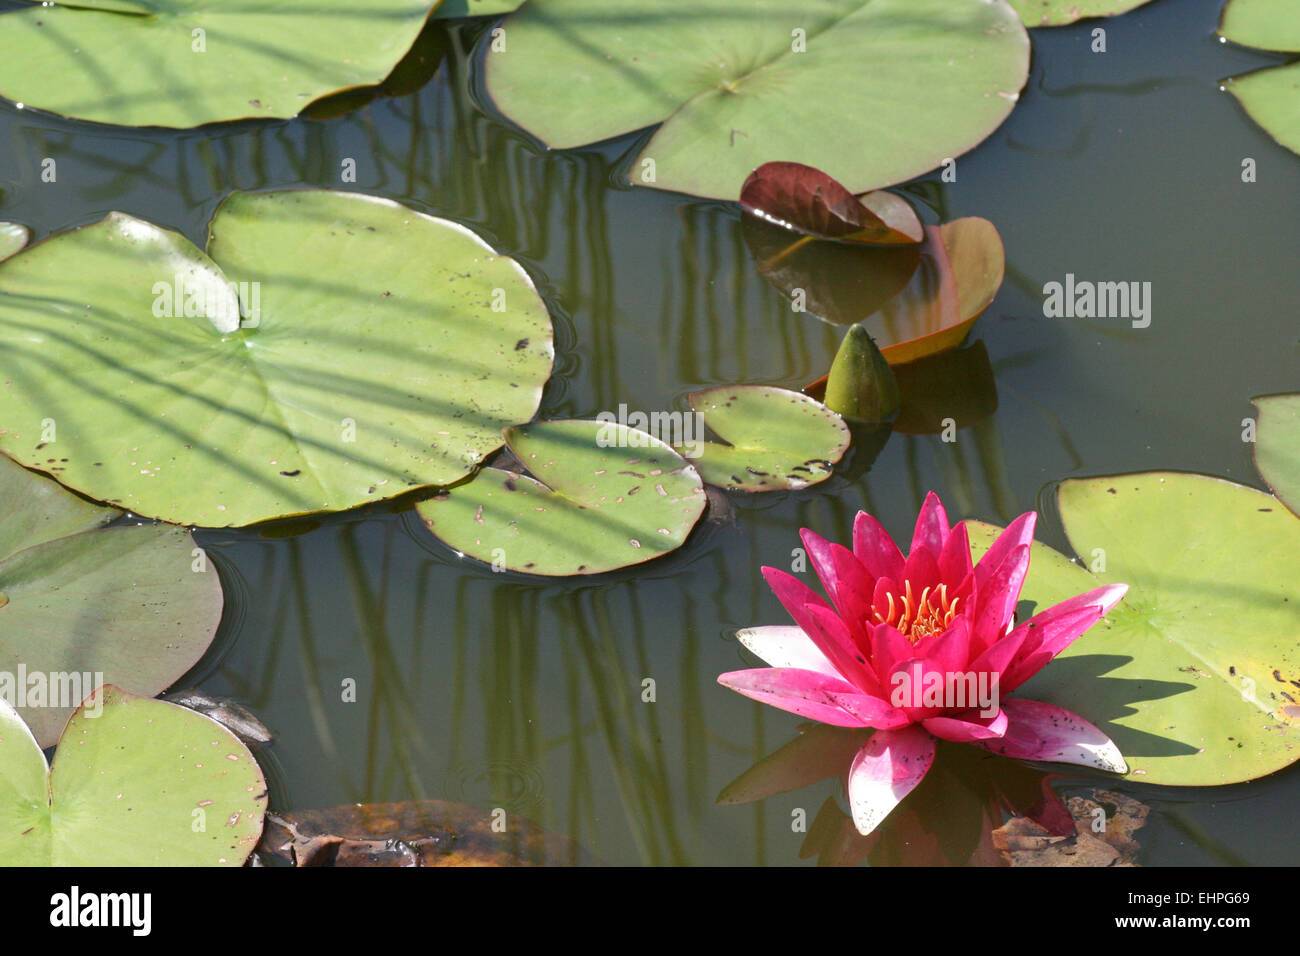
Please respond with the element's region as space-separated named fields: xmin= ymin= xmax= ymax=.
xmin=741 ymin=162 xmax=923 ymax=246
xmin=803 ymin=217 xmax=1004 ymax=393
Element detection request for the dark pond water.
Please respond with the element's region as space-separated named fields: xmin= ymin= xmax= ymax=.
xmin=1 ymin=0 xmax=1297 ymax=864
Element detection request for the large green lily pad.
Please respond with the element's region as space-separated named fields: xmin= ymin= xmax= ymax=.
xmin=677 ymin=386 xmax=849 ymax=491
xmin=0 ymin=223 xmax=27 ymax=263
xmin=417 ymin=419 xmax=706 ymax=576
xmin=0 ymin=189 xmax=553 ymax=527
xmin=1255 ymin=393 xmax=1300 ymax=518
xmin=0 ymin=0 xmax=438 ymax=128
xmin=1009 ymin=0 xmax=1157 ymax=27
xmin=0 ymin=686 xmax=266 ymax=865
xmin=0 ymin=455 xmax=222 ymax=747
xmin=1219 ymin=0 xmax=1300 ymax=52
xmin=969 ymin=471 xmax=1300 ymax=786
xmin=485 ymin=0 xmax=1029 ymax=199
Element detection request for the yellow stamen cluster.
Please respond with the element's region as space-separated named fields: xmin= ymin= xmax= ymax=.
xmin=871 ymin=581 xmax=960 ymax=643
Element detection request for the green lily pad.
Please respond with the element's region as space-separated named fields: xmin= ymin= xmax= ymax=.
xmin=434 ymin=0 xmax=523 ymax=17
xmin=1219 ymin=0 xmax=1300 ymax=52
xmin=417 ymin=419 xmax=706 ymax=576
xmin=1219 ymin=0 xmax=1300 ymax=154
xmin=969 ymin=471 xmax=1300 ymax=786
xmin=1009 ymin=0 xmax=1157 ymax=27
xmin=1255 ymin=393 xmax=1300 ymax=518
xmin=0 ymin=223 xmax=28 ymax=263
xmin=1222 ymin=62 xmax=1300 ymax=156
xmin=0 ymin=455 xmax=222 ymax=747
xmin=485 ymin=0 xmax=1029 ymax=199
xmin=0 ymin=686 xmax=266 ymax=865
xmin=0 ymin=189 xmax=553 ymax=527
xmin=675 ymin=386 xmax=850 ymax=492
xmin=0 ymin=1 xmax=437 ymax=128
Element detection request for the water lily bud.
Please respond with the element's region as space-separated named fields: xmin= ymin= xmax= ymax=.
xmin=823 ymin=323 xmax=900 ymax=422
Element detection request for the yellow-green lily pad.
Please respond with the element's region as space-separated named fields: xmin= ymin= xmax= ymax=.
xmin=0 ymin=0 xmax=438 ymax=128
xmin=0 ymin=686 xmax=266 ymax=865
xmin=0 ymin=190 xmax=553 ymax=527
xmin=969 ymin=471 xmax=1300 ymax=786
xmin=417 ymin=419 xmax=706 ymax=576
xmin=677 ymin=386 xmax=850 ymax=491
xmin=0 ymin=455 xmax=222 ymax=747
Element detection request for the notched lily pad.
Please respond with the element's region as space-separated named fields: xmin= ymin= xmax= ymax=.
xmin=676 ymin=386 xmax=850 ymax=492
xmin=1218 ymin=0 xmax=1300 ymax=153
xmin=0 ymin=455 xmax=222 ymax=747
xmin=969 ymin=471 xmax=1300 ymax=786
xmin=0 ymin=222 xmax=28 ymax=262
xmin=1255 ymin=393 xmax=1300 ymax=518
xmin=417 ymin=419 xmax=706 ymax=576
xmin=485 ymin=0 xmax=1029 ymax=199
xmin=0 ymin=0 xmax=439 ymax=127
xmin=1219 ymin=0 xmax=1300 ymax=52
xmin=0 ymin=686 xmax=267 ymax=865
xmin=0 ymin=189 xmax=554 ymax=527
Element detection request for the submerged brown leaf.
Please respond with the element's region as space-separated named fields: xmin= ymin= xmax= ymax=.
xmin=257 ymin=800 xmax=593 ymax=867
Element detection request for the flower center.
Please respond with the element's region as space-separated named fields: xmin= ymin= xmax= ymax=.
xmin=871 ymin=581 xmax=960 ymax=643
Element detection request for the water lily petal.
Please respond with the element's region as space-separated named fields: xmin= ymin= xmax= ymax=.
xmin=973 ymin=510 xmax=1036 ymax=591
xmin=736 ymin=625 xmax=838 ymax=677
xmin=717 ymin=667 xmax=874 ymax=728
xmin=869 ymin=622 xmax=916 ymax=689
xmin=912 ymin=616 xmax=973 ymax=674
xmin=762 ymin=567 xmax=871 ymax=688
xmin=970 ymin=544 xmax=1029 ymax=654
xmin=923 ymin=706 xmax=1008 ymax=742
xmin=999 ymin=583 xmax=1129 ymax=692
xmin=938 ymin=520 xmax=973 ymax=591
xmin=902 ymin=543 xmax=942 ymax=592
xmin=824 ymin=691 xmax=914 ymax=730
xmin=853 ymin=511 xmax=905 ymax=583
xmin=846 ymin=725 xmax=936 ymax=836
xmin=799 ymin=528 xmax=841 ymax=604
xmin=805 ymin=603 xmax=880 ymax=695
xmin=975 ymin=698 xmax=1127 ymax=773
xmin=910 ymin=491 xmax=950 ymax=559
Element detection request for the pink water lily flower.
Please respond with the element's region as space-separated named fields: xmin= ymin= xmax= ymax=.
xmin=718 ymin=492 xmax=1128 ymax=837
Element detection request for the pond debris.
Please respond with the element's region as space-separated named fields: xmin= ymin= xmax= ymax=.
xmin=163 ymin=689 xmax=274 ymax=746
xmin=255 ymin=800 xmax=594 ymax=867
xmin=992 ymin=789 xmax=1149 ymax=867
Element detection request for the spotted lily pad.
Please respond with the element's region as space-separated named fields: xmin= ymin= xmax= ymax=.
xmin=1009 ymin=1 xmax=1157 ymax=27
xmin=969 ymin=471 xmax=1300 ymax=786
xmin=486 ymin=0 xmax=1029 ymax=199
xmin=0 ymin=223 xmax=27 ymax=262
xmin=417 ymin=419 xmax=706 ymax=576
xmin=0 ymin=455 xmax=222 ymax=747
xmin=0 ymin=686 xmax=266 ymax=865
xmin=1255 ymin=393 xmax=1300 ymax=518
xmin=0 ymin=189 xmax=553 ymax=527
xmin=1219 ymin=0 xmax=1300 ymax=154
xmin=0 ymin=0 xmax=438 ymax=128
xmin=675 ymin=386 xmax=849 ymax=492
